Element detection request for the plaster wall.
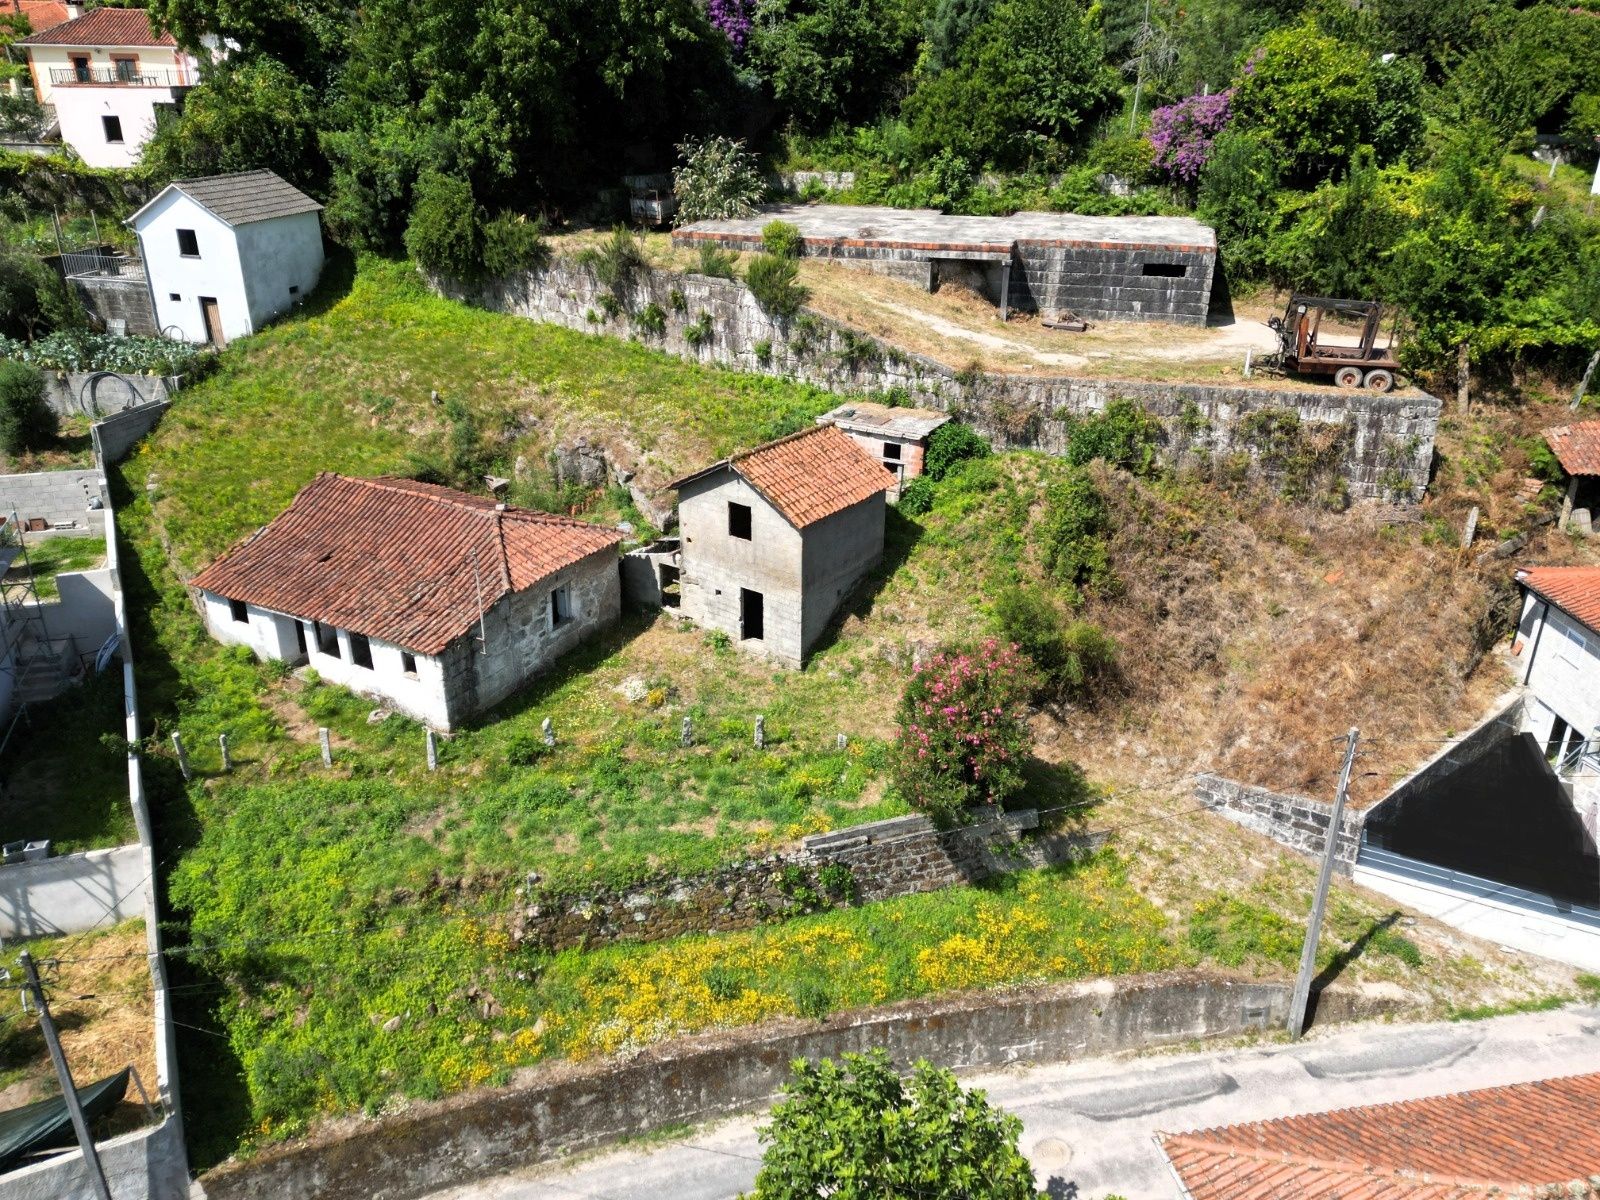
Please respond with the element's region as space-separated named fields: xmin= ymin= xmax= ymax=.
xmin=0 ymin=843 xmax=145 ymax=937
xmin=134 ymin=191 xmax=248 ymax=344
xmin=51 ymin=83 xmax=177 ymax=168
xmin=0 ymin=1114 xmax=188 ymax=1200
xmin=41 ymin=566 xmax=116 ymax=651
xmin=800 ymin=496 xmax=884 ymax=655
xmin=677 ymin=470 xmax=805 ymax=666
xmin=232 ymin=212 xmax=324 ymax=331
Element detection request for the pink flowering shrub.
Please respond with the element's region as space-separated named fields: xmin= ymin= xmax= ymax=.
xmin=890 ymin=640 xmax=1039 ymax=826
xmin=1147 ymin=89 xmax=1233 ymax=184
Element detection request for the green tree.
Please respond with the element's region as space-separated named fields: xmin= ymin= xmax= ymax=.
xmin=903 ymin=0 xmax=1118 ymax=169
xmin=923 ymin=422 xmax=989 ymax=481
xmin=747 ymin=1050 xmax=1041 ymax=1200
xmin=0 ymin=362 xmax=58 ymax=455
xmin=673 ymin=136 xmax=765 ymax=224
xmin=0 ymin=240 xmax=79 ymax=341
xmin=403 ymin=172 xmax=483 ymax=281
xmin=144 ymin=0 xmax=352 ymax=89
xmin=1195 ymin=126 xmax=1281 ymax=283
xmin=141 ymin=58 xmax=324 ymax=193
xmin=1266 ymin=147 xmax=1408 ymax=296
xmin=0 ymin=12 xmax=44 ymax=139
xmin=749 ymin=0 xmax=924 ymax=132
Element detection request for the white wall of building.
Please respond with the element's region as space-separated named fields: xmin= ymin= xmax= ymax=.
xmin=0 ymin=843 xmax=146 ymax=937
xmin=25 ymin=43 xmax=194 ymax=167
xmin=25 ymin=44 xmax=195 ymax=105
xmin=134 ymin=191 xmax=248 ymax=343
xmin=800 ymin=497 xmax=884 ymax=655
xmin=1516 ymin=591 xmax=1600 ymax=742
xmin=232 ymin=212 xmax=324 ymax=331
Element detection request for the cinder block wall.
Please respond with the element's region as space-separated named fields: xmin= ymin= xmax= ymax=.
xmin=0 ymin=468 xmax=106 ymax=536
xmin=1011 ymin=242 xmax=1215 ymax=325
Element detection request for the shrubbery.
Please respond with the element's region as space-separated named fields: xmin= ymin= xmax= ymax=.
xmin=404 ymin=172 xmax=482 ymax=281
xmin=0 ymin=361 xmax=56 ymax=454
xmin=993 ymin=584 xmax=1117 ymax=704
xmin=1036 ymin=470 xmax=1111 ymax=597
xmin=746 ymin=253 xmax=808 ymax=318
xmin=762 ymin=219 xmax=803 ymax=258
xmin=481 ymin=213 xmax=550 ymax=278
xmin=923 ymin=422 xmax=989 ymax=481
xmin=1065 ymin=398 xmax=1162 ymax=475
xmin=890 ymin=638 xmax=1036 ymax=824
xmin=673 ymin=136 xmax=766 ymax=225
xmin=896 ymin=475 xmax=936 ymax=515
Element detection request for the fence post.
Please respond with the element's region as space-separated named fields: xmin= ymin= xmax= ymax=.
xmin=171 ymin=732 xmax=189 ymax=781
xmin=426 ymin=729 xmax=438 ymax=771
xmin=681 ymin=716 xmax=694 ymax=747
xmin=541 ymin=717 xmax=555 ymax=747
xmin=218 ymin=732 xmax=231 ymax=772
xmin=319 ymin=727 xmax=332 ymax=767
xmin=836 ymin=733 xmax=848 ymax=751
xmin=754 ymin=715 xmax=765 ymax=749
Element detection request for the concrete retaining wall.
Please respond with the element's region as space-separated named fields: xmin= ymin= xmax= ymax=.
xmin=0 ymin=468 xmax=105 ymax=536
xmin=42 ymin=372 xmax=172 ymax=420
xmin=1363 ymin=693 xmax=1525 ymax=831
xmin=444 ymin=262 xmax=1438 ymax=501
xmin=1193 ymin=774 xmax=1365 ymax=874
xmin=92 ymin=400 xmax=171 ymax=465
xmin=39 ymin=567 xmax=116 ymax=654
xmin=513 ymin=808 xmax=1102 ymax=950
xmin=196 ymin=970 xmax=1401 ymax=1200
xmin=70 ymin=274 xmax=159 ymax=338
xmin=0 ymin=843 xmax=146 ymax=937
xmin=0 ymin=1113 xmax=188 ymax=1200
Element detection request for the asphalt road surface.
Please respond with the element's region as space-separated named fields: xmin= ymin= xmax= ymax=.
xmin=425 ymin=1005 xmax=1600 ymax=1199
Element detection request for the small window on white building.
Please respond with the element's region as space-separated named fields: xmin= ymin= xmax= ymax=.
xmin=550 ymin=585 xmax=573 ymax=628
xmin=228 ymin=597 xmax=248 ymax=624
xmin=400 ymin=651 xmax=418 ymax=677
xmin=102 ymin=116 xmax=124 ymax=144
xmin=169 ymin=292 xmax=181 ymax=301
xmin=177 ymin=228 xmax=200 ymax=258
xmin=290 ymin=285 xmax=300 ymax=296
xmin=728 ymin=502 xmax=752 ymax=540
xmin=314 ymin=620 xmax=339 ymax=658
xmin=349 ymin=632 xmax=374 ymax=670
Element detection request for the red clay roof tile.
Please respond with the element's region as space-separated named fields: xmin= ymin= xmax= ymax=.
xmin=669 ymin=424 xmax=893 ymax=528
xmin=18 ymin=6 xmax=174 ymax=45
xmin=1517 ymin=565 xmax=1600 ymax=635
xmin=1160 ymin=1071 xmax=1600 ymax=1200
xmin=6 ymin=1 xmax=70 ymax=33
xmin=190 ymin=474 xmax=621 ymax=655
xmin=1544 ymin=421 xmax=1600 ymax=476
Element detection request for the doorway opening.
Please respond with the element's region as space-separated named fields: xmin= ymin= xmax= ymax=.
xmin=739 ymin=588 xmax=764 ymax=641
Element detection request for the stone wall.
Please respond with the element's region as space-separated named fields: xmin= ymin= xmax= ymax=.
xmin=194 ymin=971 xmax=1407 ymax=1200
xmin=71 ymin=274 xmax=158 ymax=337
xmin=1193 ymin=774 xmax=1365 ymax=874
xmin=445 ymin=262 xmax=1438 ymax=501
xmin=512 ymin=809 xmax=1103 ymax=951
xmin=1009 ymin=241 xmax=1214 ymax=325
xmin=42 ymin=372 xmax=173 ymax=419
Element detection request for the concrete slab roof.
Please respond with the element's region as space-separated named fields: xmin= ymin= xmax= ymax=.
xmin=673 ymin=203 xmax=1216 ymax=255
xmin=818 ymin=401 xmax=950 ymax=441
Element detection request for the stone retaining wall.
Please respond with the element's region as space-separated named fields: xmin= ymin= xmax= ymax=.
xmin=445 ymin=261 xmax=1437 ymax=501
xmin=512 ymin=809 xmax=1103 ymax=950
xmin=1193 ymin=773 xmax=1365 ymax=874
xmin=195 ymin=970 xmax=1407 ymax=1200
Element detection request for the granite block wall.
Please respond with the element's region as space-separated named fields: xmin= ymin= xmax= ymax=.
xmin=1193 ymin=773 xmax=1365 ymax=874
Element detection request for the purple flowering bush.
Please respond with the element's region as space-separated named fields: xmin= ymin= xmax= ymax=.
xmin=1147 ymin=89 xmax=1233 ymax=184
xmin=891 ymin=639 xmax=1038 ymax=825
xmin=708 ymin=0 xmax=752 ymax=50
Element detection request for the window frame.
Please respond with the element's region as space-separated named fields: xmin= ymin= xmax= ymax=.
xmin=400 ymin=650 xmax=418 ymax=678
xmin=728 ymin=501 xmax=753 ymax=541
xmin=313 ymin=620 xmax=340 ymax=659
xmin=348 ymin=631 xmax=374 ymax=670
xmin=882 ymin=441 xmax=902 ymax=462
xmin=176 ymin=228 xmax=200 ymax=258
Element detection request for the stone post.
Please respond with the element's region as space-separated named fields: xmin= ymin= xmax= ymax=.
xmin=319 ymin=727 xmax=332 ymax=768
xmin=836 ymin=733 xmax=848 ymax=751
xmin=681 ymin=716 xmax=693 ymax=747
xmin=754 ymin=715 xmax=765 ymax=749
xmin=426 ymin=729 xmax=438 ymax=771
xmin=171 ymin=732 xmax=189 ymax=781
xmin=541 ymin=717 xmax=555 ymax=747
xmin=217 ymin=732 xmax=231 ymax=773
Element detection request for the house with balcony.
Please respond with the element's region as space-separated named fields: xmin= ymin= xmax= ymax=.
xmin=16 ymin=6 xmax=199 ymax=167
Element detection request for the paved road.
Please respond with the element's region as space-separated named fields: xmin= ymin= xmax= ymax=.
xmin=426 ymin=1006 xmax=1600 ymax=1200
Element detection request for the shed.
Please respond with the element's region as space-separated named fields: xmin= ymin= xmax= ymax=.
xmin=126 ymin=169 xmax=324 ymax=345
xmin=191 ymin=474 xmax=623 ymax=730
xmin=668 ymin=425 xmax=894 ymax=667
xmin=1544 ymin=421 xmax=1600 ymax=534
xmin=816 ymin=401 xmax=949 ymax=498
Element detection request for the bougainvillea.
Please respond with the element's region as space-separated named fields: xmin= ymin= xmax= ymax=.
xmin=708 ymin=0 xmax=752 ymax=51
xmin=1147 ymin=89 xmax=1233 ymax=184
xmin=891 ymin=639 xmax=1038 ymax=825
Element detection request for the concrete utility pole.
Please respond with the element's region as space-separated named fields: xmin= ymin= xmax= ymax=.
xmin=18 ymin=952 xmax=113 ymax=1200
xmin=1287 ymin=728 xmax=1359 ymax=1041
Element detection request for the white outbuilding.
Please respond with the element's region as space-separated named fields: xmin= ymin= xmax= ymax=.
xmin=126 ymin=169 xmax=324 ymax=345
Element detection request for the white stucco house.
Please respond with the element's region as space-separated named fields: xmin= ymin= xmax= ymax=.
xmin=668 ymin=425 xmax=893 ymax=668
xmin=190 ymin=474 xmax=624 ymax=730
xmin=1514 ymin=565 xmax=1600 ymax=783
xmin=126 ymin=170 xmax=324 ymax=345
xmin=16 ymin=6 xmax=199 ymax=168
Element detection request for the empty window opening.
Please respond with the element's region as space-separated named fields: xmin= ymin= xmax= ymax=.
xmin=349 ymin=632 xmax=374 ymax=670
xmin=228 ymin=597 xmax=248 ymax=624
xmin=294 ymin=621 xmax=308 ymax=657
xmin=550 ymin=584 xmax=573 ymax=628
xmin=168 ymin=292 xmax=181 ymax=301
xmin=1140 ymin=262 xmax=1186 ymax=278
xmin=314 ymin=620 xmax=339 ymax=658
xmin=728 ymin=502 xmax=752 ymax=540
xmin=740 ymin=588 xmax=765 ymax=642
xmin=659 ymin=563 xmax=680 ymax=609
xmin=177 ymin=228 xmax=199 ymax=257
xmin=400 ymin=650 xmax=418 ymax=677
xmin=882 ymin=442 xmax=902 ymax=461
xmin=289 ymin=285 xmax=300 ymax=296
xmin=101 ymin=115 xmax=124 ymax=144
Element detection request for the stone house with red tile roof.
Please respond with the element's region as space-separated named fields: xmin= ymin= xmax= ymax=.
xmin=1160 ymin=1069 xmax=1600 ymax=1198
xmin=668 ymin=425 xmax=894 ymax=667
xmin=190 ymin=474 xmax=622 ymax=730
xmin=1545 ymin=420 xmax=1600 ymax=534
xmin=1514 ymin=565 xmax=1600 ymax=786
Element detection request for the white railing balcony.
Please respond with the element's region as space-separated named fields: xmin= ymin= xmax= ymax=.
xmin=49 ymin=66 xmax=185 ymax=88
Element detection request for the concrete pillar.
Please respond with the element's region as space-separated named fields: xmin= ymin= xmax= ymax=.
xmin=426 ymin=729 xmax=438 ymax=771
xmin=754 ymin=715 xmax=765 ymax=749
xmin=681 ymin=716 xmax=693 ymax=747
xmin=319 ymin=727 xmax=332 ymax=767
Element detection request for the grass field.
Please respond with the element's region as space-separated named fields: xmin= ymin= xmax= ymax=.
xmin=20 ymin=534 xmax=105 ymax=600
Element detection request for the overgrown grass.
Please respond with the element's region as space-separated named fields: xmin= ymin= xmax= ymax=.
xmin=22 ymin=534 xmax=104 ymax=599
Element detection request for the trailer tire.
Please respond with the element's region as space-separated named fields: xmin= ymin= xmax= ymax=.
xmin=1334 ymin=366 xmax=1363 ymax=388
xmin=1363 ymin=368 xmax=1394 ymax=393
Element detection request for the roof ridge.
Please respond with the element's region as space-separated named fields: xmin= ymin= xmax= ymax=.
xmin=1160 ymin=1133 xmax=1514 ymax=1191
xmin=731 ymin=422 xmax=833 ymax=463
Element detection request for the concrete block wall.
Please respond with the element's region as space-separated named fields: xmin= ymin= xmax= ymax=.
xmin=93 ymin=400 xmax=171 ymax=464
xmin=71 ymin=274 xmax=159 ymax=337
xmin=44 ymin=371 xmax=172 ymax=420
xmin=0 ymin=468 xmax=106 ymax=536
xmin=1193 ymin=773 xmax=1365 ymax=874
xmin=1011 ymin=242 xmax=1214 ymax=325
xmin=442 ymin=262 xmax=1439 ymax=502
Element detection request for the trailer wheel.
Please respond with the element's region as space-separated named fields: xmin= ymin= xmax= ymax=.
xmin=1334 ymin=366 xmax=1363 ymax=388
xmin=1363 ymin=368 xmax=1395 ymax=393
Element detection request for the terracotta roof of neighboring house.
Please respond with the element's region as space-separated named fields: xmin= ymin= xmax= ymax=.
xmin=1516 ymin=565 xmax=1600 ymax=635
xmin=6 ymin=1 xmax=70 ymax=34
xmin=189 ymin=474 xmax=622 ymax=655
xmin=818 ymin=400 xmax=950 ymax=441
xmin=668 ymin=424 xmax=894 ymax=528
xmin=1544 ymin=421 xmax=1600 ymax=476
xmin=1159 ymin=1071 xmax=1600 ymax=1200
xmin=126 ymin=169 xmax=322 ymax=230
xmin=17 ymin=6 xmax=174 ymax=45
